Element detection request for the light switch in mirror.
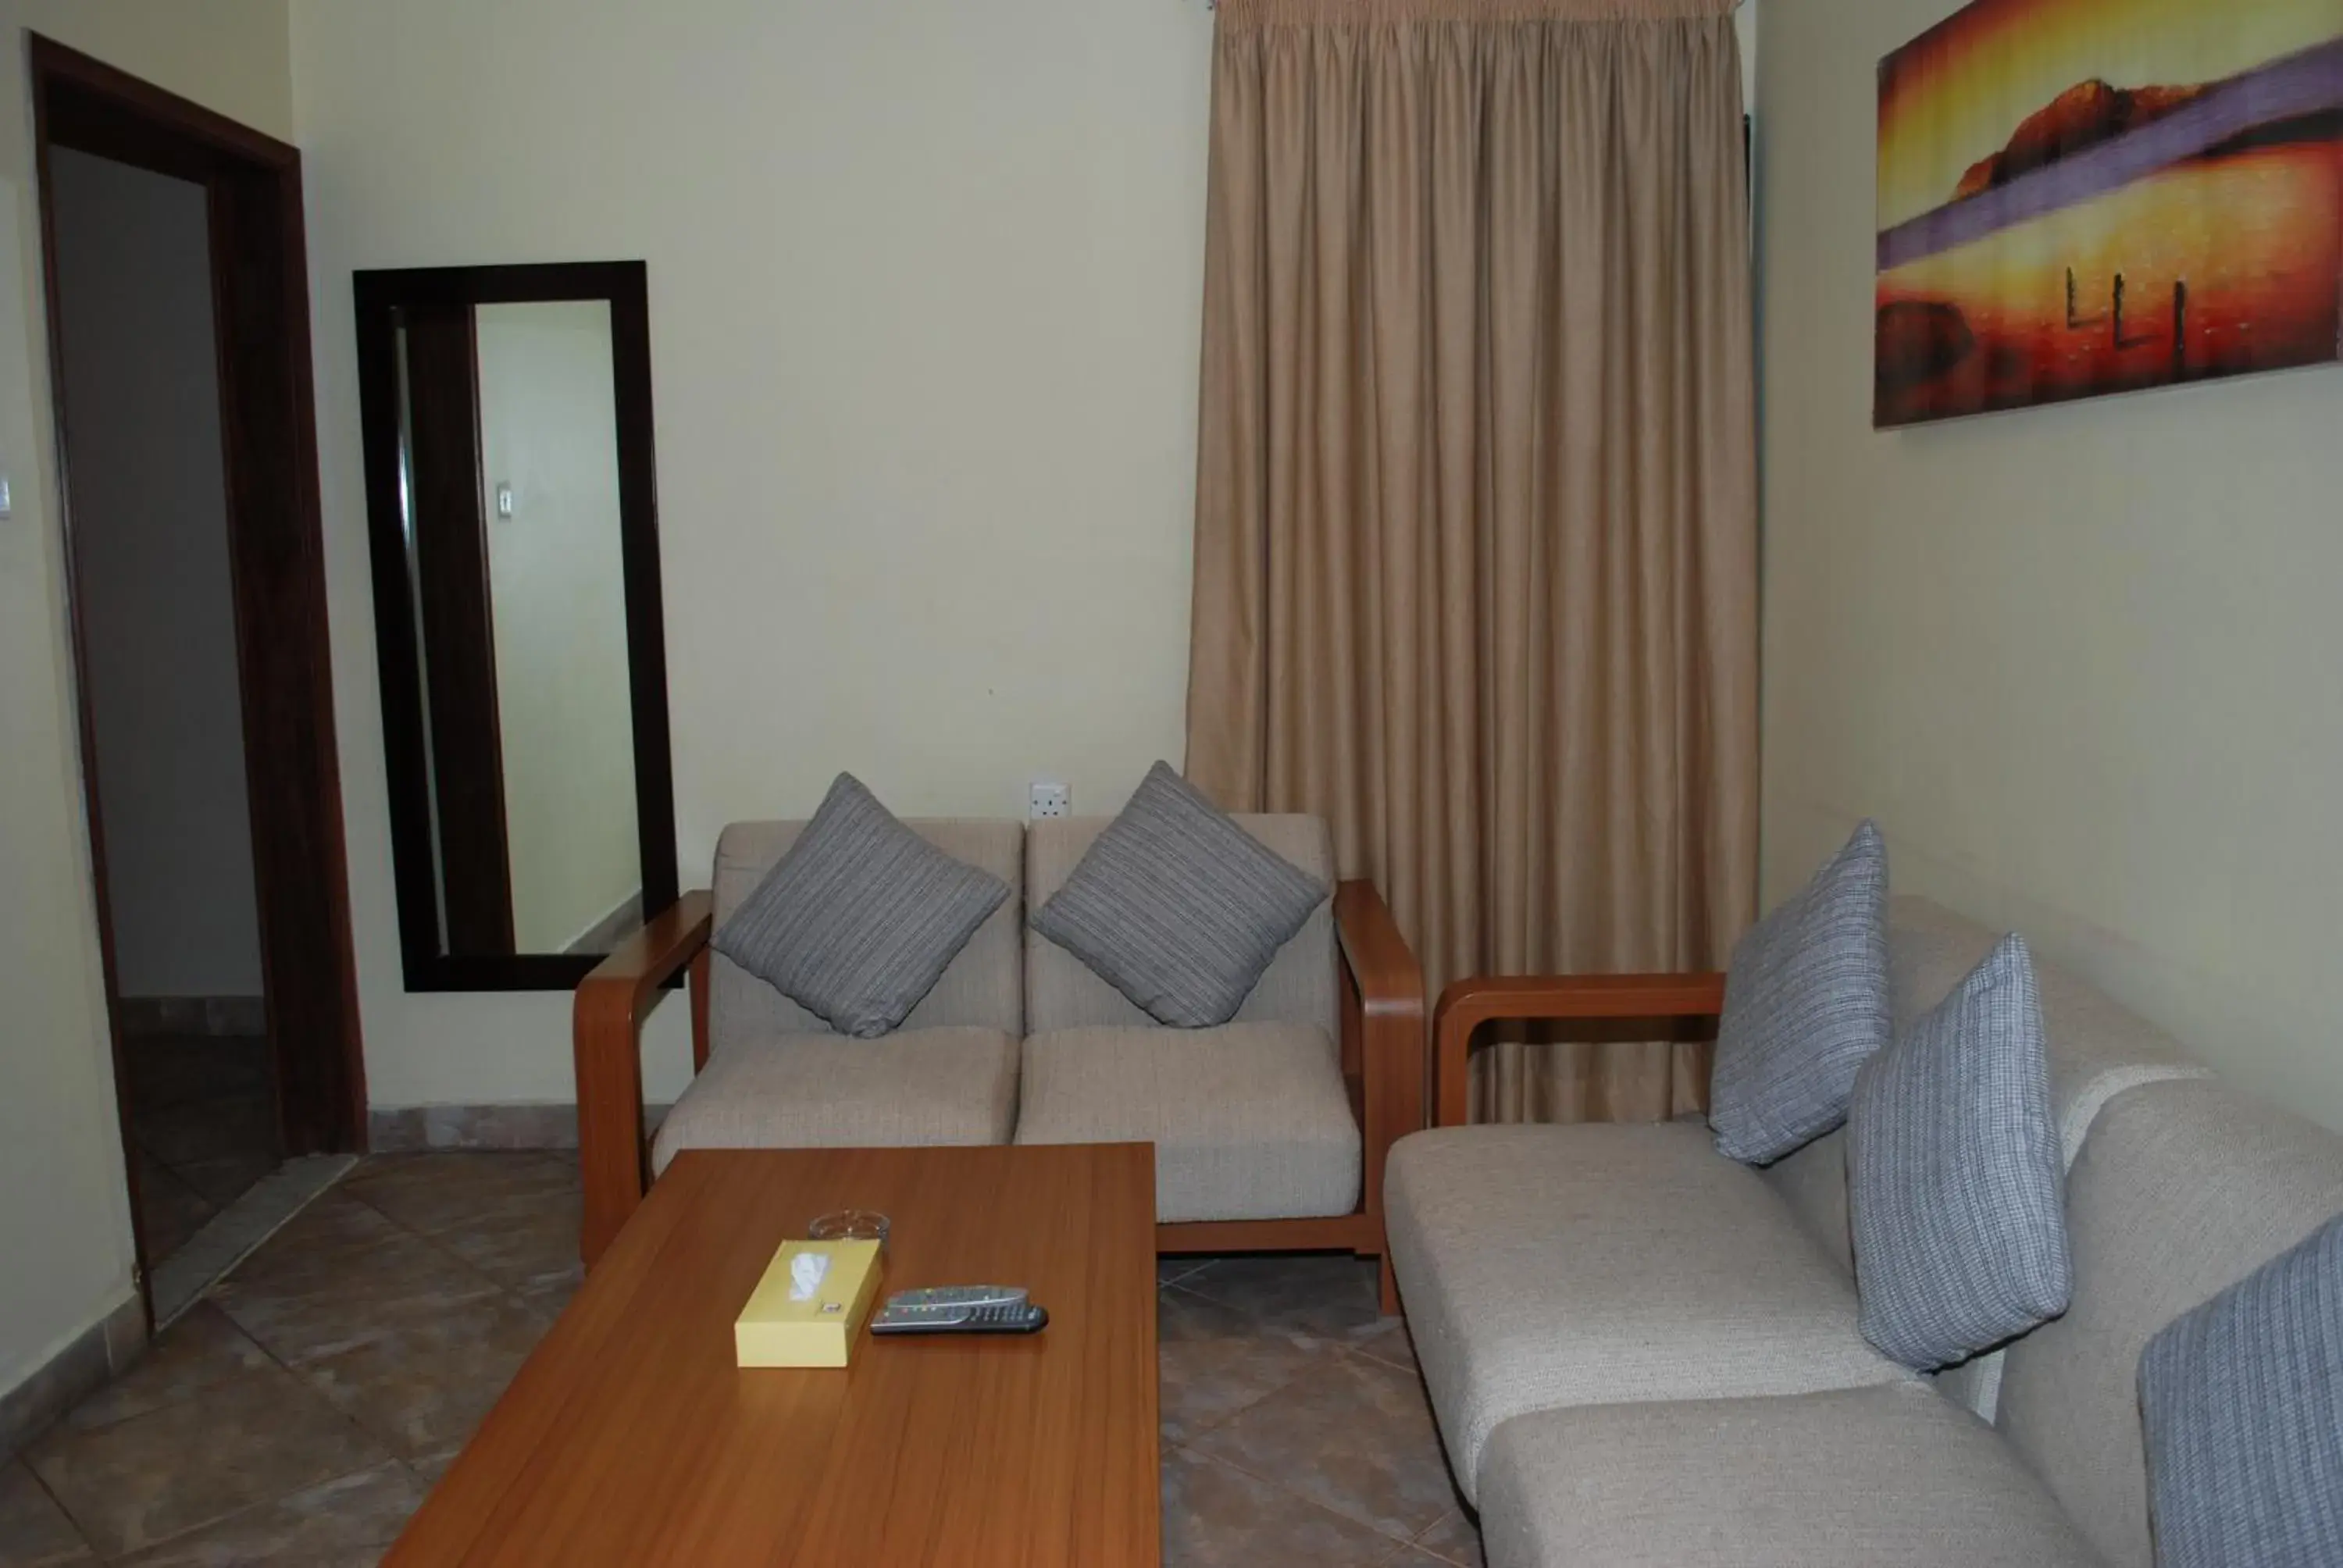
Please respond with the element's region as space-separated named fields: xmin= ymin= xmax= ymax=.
xmin=357 ymin=263 xmax=676 ymax=991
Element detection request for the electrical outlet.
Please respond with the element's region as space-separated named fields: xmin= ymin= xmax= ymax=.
xmin=1029 ymin=780 xmax=1071 ymax=821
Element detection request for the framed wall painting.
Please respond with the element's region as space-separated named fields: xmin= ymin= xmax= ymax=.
xmin=1875 ymin=0 xmax=2343 ymax=428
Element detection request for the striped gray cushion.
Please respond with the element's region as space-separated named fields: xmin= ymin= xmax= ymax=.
xmin=1710 ymin=821 xmax=1892 ymax=1164
xmin=1849 ymin=934 xmax=2070 ymax=1371
xmin=2139 ymin=1212 xmax=2343 ymax=1568
xmin=711 ymin=774 xmax=1011 ymax=1039
xmin=1029 ymin=762 xmax=1328 ymax=1029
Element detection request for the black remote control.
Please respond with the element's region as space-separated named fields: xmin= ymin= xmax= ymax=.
xmin=868 ymin=1300 xmax=1049 ymax=1336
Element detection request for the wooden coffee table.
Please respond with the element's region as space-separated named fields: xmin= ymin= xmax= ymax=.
xmin=384 ymin=1143 xmax=1160 ymax=1566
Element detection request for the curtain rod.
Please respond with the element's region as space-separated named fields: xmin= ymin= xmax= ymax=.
xmin=1207 ymin=0 xmax=1740 ymax=20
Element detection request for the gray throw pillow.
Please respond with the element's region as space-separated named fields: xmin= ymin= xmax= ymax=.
xmin=2138 ymin=1212 xmax=2343 ymax=1568
xmin=1031 ymin=761 xmax=1328 ymax=1028
xmin=1847 ymin=934 xmax=2070 ymax=1371
xmin=1710 ymin=821 xmax=1892 ymax=1164
xmin=711 ymin=773 xmax=1010 ymax=1039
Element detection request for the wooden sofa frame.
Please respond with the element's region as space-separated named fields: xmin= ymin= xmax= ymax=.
xmin=1430 ymin=971 xmax=1728 ymax=1129
xmin=574 ymin=882 xmax=1428 ymax=1311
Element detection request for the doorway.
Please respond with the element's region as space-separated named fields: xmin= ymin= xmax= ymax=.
xmin=30 ymin=38 xmax=365 ymax=1327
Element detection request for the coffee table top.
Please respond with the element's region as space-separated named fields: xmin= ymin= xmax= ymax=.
xmin=385 ymin=1143 xmax=1161 ymax=1567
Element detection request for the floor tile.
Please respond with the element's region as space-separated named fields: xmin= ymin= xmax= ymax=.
xmin=1190 ymin=1352 xmax=1461 ymax=1541
xmin=404 ymin=1449 xmax=462 ymax=1488
xmin=341 ymin=1154 xmax=576 ymax=1237
xmin=1352 ymin=1320 xmax=1420 ymax=1377
xmin=514 ymin=1274 xmax=582 ymax=1325
xmin=152 ymin=1157 xmax=360 ymax=1330
xmin=211 ymin=1200 xmax=504 ymax=1365
xmin=60 ymin=1306 xmax=271 ymax=1434
xmin=209 ymin=1192 xmax=401 ymax=1286
xmin=26 ymin=1365 xmax=392 ymax=1557
xmin=112 ymin=1461 xmax=421 ymax=1567
xmin=1157 ymin=1287 xmax=1328 ymax=1444
xmin=132 ymin=1093 xmax=276 ymax=1170
xmin=120 ymin=1039 xmax=271 ymax=1117
xmin=171 ymin=1153 xmax=279 ymax=1211
xmin=1161 ymin=1446 xmax=1407 ymax=1567
xmin=132 ymin=1160 xmax=216 ymax=1267
xmin=1410 ymin=1508 xmax=1485 ymax=1568
xmin=0 ymin=1462 xmax=92 ymax=1566
xmin=430 ymin=1190 xmax=583 ymax=1296
xmin=1157 ymin=1257 xmax=1211 ymax=1287
xmin=1175 ymin=1253 xmax=1389 ymax=1344
xmin=292 ymin=1292 xmax=547 ymax=1459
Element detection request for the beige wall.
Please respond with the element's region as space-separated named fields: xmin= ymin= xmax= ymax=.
xmin=1757 ymin=0 xmax=2343 ymax=1131
xmin=0 ymin=0 xmax=291 ymax=1422
xmin=291 ymin=0 xmax=1213 ymax=1108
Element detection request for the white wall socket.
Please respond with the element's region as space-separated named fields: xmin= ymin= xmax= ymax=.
xmin=1029 ymin=780 xmax=1071 ymax=820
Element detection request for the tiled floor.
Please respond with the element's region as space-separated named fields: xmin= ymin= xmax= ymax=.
xmin=2 ymin=1153 xmax=1479 ymax=1567
xmin=120 ymin=1035 xmax=280 ymax=1270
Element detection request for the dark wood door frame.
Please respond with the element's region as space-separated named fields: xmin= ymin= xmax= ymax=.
xmin=30 ymin=36 xmax=368 ymax=1310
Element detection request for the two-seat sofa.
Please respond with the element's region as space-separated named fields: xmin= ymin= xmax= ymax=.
xmin=1388 ymin=896 xmax=2343 ymax=1567
xmin=571 ymin=811 xmax=1425 ymax=1300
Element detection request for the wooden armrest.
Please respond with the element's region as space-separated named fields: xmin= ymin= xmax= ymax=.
xmin=1335 ymin=881 xmax=1424 ymax=1022
xmin=574 ymin=890 xmax=713 ymax=1266
xmin=1334 ymin=882 xmax=1427 ymax=1223
xmin=1432 ymin=971 xmax=1725 ymax=1128
xmin=578 ymin=889 xmax=714 ymax=1000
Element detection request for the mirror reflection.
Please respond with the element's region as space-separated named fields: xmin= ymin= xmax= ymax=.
xmin=394 ymin=300 xmax=640 ymax=957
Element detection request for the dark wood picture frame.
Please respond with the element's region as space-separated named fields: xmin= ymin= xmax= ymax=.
xmin=30 ymin=33 xmax=369 ymax=1317
xmin=353 ymin=261 xmax=678 ymax=993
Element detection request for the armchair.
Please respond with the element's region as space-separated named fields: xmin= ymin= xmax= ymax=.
xmin=573 ymin=818 xmax=1428 ymax=1313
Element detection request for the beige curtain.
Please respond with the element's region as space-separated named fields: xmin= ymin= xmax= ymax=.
xmin=1185 ymin=0 xmax=1757 ymax=1124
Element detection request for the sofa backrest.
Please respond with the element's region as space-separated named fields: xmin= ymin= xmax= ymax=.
xmin=707 ymin=818 xmax=1026 ymax=1051
xmin=1761 ymin=895 xmax=2209 ymax=1278
xmin=1753 ymin=896 xmax=2341 ymax=1567
xmin=1024 ymin=814 xmax=1338 ymax=1041
xmin=1995 ymin=1079 xmax=2343 ymax=1568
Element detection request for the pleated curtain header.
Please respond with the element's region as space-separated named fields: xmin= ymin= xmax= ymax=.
xmin=1216 ymin=0 xmax=1739 ymax=27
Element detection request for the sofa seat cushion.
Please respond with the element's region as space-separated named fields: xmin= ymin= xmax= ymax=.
xmin=651 ymin=1028 xmax=1018 ymax=1174
xmin=1013 ymin=1024 xmax=1358 ymax=1223
xmin=1385 ymin=1124 xmax=1908 ymax=1502
xmin=1477 ymin=1381 xmax=2109 ymax=1568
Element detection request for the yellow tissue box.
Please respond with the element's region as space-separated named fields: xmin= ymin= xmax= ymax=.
xmin=734 ymin=1238 xmax=885 ymax=1369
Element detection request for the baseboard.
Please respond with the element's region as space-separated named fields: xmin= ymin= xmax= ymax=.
xmin=0 ymin=1292 xmax=145 ymax=1459
xmin=116 ymin=995 xmax=266 ymax=1040
xmin=369 ymin=1103 xmax=672 ymax=1153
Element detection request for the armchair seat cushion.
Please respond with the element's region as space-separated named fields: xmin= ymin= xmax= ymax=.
xmin=1478 ymin=1382 xmax=2108 ymax=1568
xmin=1013 ymin=1024 xmax=1360 ymax=1224
xmin=650 ymin=1028 xmax=1018 ymax=1174
xmin=1385 ymin=1124 xmax=1908 ymax=1502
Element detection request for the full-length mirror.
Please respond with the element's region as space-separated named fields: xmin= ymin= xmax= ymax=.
xmin=355 ymin=262 xmax=676 ymax=990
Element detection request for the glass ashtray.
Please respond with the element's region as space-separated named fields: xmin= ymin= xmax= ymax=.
xmin=808 ymin=1210 xmax=891 ymax=1248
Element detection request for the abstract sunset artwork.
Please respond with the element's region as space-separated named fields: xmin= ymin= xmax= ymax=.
xmin=1875 ymin=0 xmax=2343 ymax=427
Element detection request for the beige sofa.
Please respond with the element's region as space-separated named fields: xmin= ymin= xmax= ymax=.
xmin=573 ymin=813 xmax=1425 ymax=1296
xmin=1387 ymin=896 xmax=2343 ymax=1567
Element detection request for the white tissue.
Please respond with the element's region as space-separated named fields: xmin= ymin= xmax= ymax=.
xmin=789 ymin=1252 xmax=832 ymax=1303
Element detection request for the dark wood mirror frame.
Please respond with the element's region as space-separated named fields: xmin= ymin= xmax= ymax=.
xmin=354 ymin=260 xmax=678 ymax=992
